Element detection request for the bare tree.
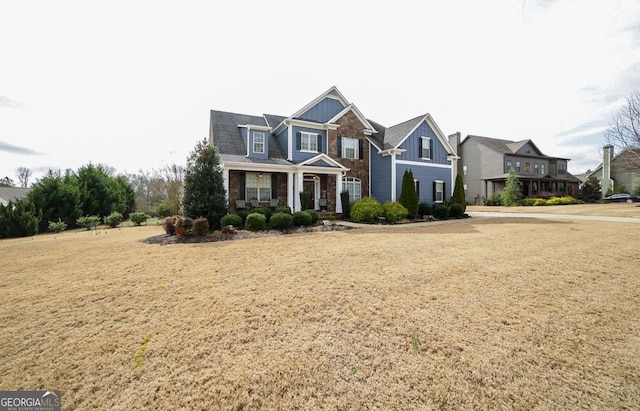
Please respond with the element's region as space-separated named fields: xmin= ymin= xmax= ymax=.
xmin=16 ymin=167 xmax=32 ymax=188
xmin=126 ymin=163 xmax=184 ymax=214
xmin=605 ymin=90 xmax=640 ymax=171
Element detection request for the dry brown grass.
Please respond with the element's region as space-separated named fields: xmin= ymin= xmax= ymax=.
xmin=1 ymin=207 xmax=640 ymax=409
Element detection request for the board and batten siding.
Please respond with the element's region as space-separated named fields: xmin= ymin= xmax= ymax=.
xmin=370 ymin=151 xmax=392 ymax=203
xmin=298 ymin=98 xmax=345 ymax=123
xmin=398 ymin=121 xmax=449 ymax=164
xmin=276 ymin=128 xmax=289 ymax=159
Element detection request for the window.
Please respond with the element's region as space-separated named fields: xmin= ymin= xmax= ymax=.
xmin=515 ymin=161 xmax=521 ymax=173
xmin=414 ymin=180 xmax=420 ymax=198
xmin=540 ymin=163 xmax=546 ymax=175
xmin=421 ymin=137 xmax=431 ymax=159
xmin=506 ymin=160 xmax=512 ymax=172
xmin=524 ymin=162 xmax=531 ymax=173
xmin=343 ymin=177 xmax=361 ymax=203
xmin=253 ymin=132 xmax=265 ymax=154
xmin=558 ymin=163 xmax=566 ymax=175
xmin=246 ymin=172 xmax=271 ymax=202
xmin=434 ymin=181 xmax=444 ymax=203
xmin=534 ymin=163 xmax=539 ymax=174
xmin=342 ymin=137 xmax=359 ymax=159
xmin=301 ymin=132 xmax=318 ymax=152
xmin=463 ymin=165 xmax=468 ymax=176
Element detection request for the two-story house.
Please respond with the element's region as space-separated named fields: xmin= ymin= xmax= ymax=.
xmin=209 ymin=87 xmax=458 ymax=213
xmin=589 ymin=145 xmax=640 ymax=196
xmin=450 ymin=133 xmax=580 ymax=203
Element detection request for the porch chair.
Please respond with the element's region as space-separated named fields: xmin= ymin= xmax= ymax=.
xmin=250 ymin=199 xmax=260 ymax=208
xmin=236 ymin=199 xmax=247 ymax=210
xmin=269 ymin=198 xmax=279 ymax=208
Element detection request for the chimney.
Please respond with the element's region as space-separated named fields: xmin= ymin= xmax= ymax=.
xmin=602 ymin=145 xmax=614 ymax=196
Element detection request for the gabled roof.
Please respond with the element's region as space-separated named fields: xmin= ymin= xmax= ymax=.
xmin=0 ymin=187 xmax=29 ymax=206
xmin=379 ymin=114 xmax=457 ymax=156
xmin=589 ymin=148 xmax=640 ymax=175
xmin=461 ymin=135 xmax=561 ymax=159
xmin=289 ymin=86 xmax=350 ymax=120
xmin=297 ymin=153 xmax=349 ymax=170
xmin=328 ymin=104 xmax=377 ymax=134
xmin=210 ymin=110 xmax=286 ymax=160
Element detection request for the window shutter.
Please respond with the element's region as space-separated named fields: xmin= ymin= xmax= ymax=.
xmin=432 ymin=181 xmax=436 ymax=203
xmin=318 ymin=135 xmax=323 ymax=153
xmin=239 ymin=173 xmax=246 ymax=200
xmin=337 ymin=136 xmax=342 ymax=158
xmin=415 ymin=180 xmax=420 ymax=199
xmin=271 ymin=174 xmax=277 ymax=199
xmin=443 ymin=182 xmax=446 ymax=200
xmin=430 ymin=138 xmax=434 ymax=159
xmin=296 ymin=132 xmax=301 ymax=150
xmin=419 ymin=138 xmax=423 ymax=158
xmin=358 ymin=139 xmax=363 ymax=159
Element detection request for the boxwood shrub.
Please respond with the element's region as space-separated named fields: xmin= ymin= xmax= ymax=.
xmin=252 ymin=207 xmax=272 ymax=222
xmin=350 ymin=197 xmax=384 ymax=223
xmin=433 ymin=203 xmax=449 ymax=220
xmin=270 ymin=212 xmax=293 ymax=229
xmin=245 ymin=212 xmax=266 ymax=231
xmin=220 ymin=214 xmax=243 ymax=228
xmin=305 ymin=209 xmax=319 ymax=224
xmin=383 ymin=201 xmax=408 ymax=223
xmin=292 ymin=211 xmax=313 ymax=226
xmin=449 ymin=203 xmax=464 ymax=218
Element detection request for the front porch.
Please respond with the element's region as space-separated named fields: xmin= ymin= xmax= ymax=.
xmin=486 ymin=177 xmax=574 ymax=199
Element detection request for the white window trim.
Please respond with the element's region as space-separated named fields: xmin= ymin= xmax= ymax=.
xmin=342 ymin=137 xmax=359 ymax=159
xmin=253 ymin=132 xmax=265 ymax=154
xmin=343 ymin=177 xmax=362 ymax=203
xmin=300 ymin=132 xmax=319 ymax=153
xmin=245 ymin=172 xmax=272 ymax=202
xmin=421 ymin=136 xmax=431 ymax=160
xmin=435 ymin=180 xmax=444 ymax=203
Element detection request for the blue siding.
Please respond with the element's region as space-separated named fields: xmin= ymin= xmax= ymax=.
xmin=396 ymin=164 xmax=451 ymax=203
xmin=370 ymin=151 xmax=392 ymax=203
xmin=291 ymin=126 xmax=327 ymax=163
xmin=398 ymin=121 xmax=449 ymax=164
xmin=239 ymin=128 xmax=248 ymax=155
xmin=298 ymin=98 xmax=345 ymax=123
xmin=247 ymin=130 xmax=268 ymax=160
xmin=276 ymin=128 xmax=288 ymax=158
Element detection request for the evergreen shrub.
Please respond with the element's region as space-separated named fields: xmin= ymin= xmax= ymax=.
xmin=383 ymin=201 xmax=408 ymax=223
xmin=270 ymin=212 xmax=293 ymax=229
xmin=245 ymin=213 xmax=266 ymax=231
xmin=220 ymin=214 xmax=243 ymax=228
xmin=292 ymin=211 xmax=313 ymax=226
xmin=350 ymin=197 xmax=384 ymax=223
xmin=433 ymin=204 xmax=449 ymax=219
xmin=104 ymin=211 xmax=123 ymax=228
xmin=192 ymin=217 xmax=210 ymax=236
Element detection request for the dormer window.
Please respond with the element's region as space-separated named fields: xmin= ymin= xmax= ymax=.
xmin=253 ymin=132 xmax=265 ymax=154
xmin=301 ymin=132 xmax=318 ymax=152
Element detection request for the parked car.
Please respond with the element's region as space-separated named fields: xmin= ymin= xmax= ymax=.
xmin=603 ymin=193 xmax=640 ymax=203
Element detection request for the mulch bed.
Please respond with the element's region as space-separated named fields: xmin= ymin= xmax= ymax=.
xmin=142 ymin=224 xmax=354 ymax=245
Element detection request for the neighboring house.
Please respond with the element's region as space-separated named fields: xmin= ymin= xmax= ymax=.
xmin=209 ymin=86 xmax=458 ymax=213
xmin=0 ymin=187 xmax=30 ymax=206
xmin=589 ymin=145 xmax=640 ymax=196
xmin=450 ymin=133 xmax=580 ymax=203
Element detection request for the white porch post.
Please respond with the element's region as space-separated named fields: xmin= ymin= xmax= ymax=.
xmin=336 ymin=172 xmax=343 ymax=213
xmin=295 ymin=171 xmax=304 ymax=212
xmin=287 ymin=171 xmax=295 ymax=211
xmin=223 ymin=167 xmax=230 ymax=206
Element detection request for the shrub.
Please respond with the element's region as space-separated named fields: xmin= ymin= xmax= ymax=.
xmin=252 ymin=207 xmax=272 ymax=222
xmin=340 ymin=190 xmax=351 ymax=220
xmin=275 ymin=205 xmax=292 ymax=215
xmin=433 ymin=203 xmax=449 ymax=219
xmin=104 ymin=211 xmax=123 ymax=228
xmin=77 ymin=215 xmax=101 ymax=230
xmin=192 ymin=217 xmax=209 ymax=236
xmin=383 ymin=201 xmax=408 ymax=223
xmin=270 ymin=212 xmax=293 ymax=230
xmin=220 ymin=214 xmax=243 ymax=228
xmin=350 ymin=197 xmax=384 ymax=223
xmin=418 ymin=202 xmax=431 ymax=218
xmin=245 ymin=212 xmax=266 ymax=231
xmin=305 ymin=209 xmax=319 ymax=224
xmin=154 ymin=199 xmax=177 ymax=218
xmin=237 ymin=210 xmax=249 ymax=224
xmin=163 ymin=216 xmax=177 ymax=235
xmin=451 ymin=174 xmax=467 ymax=213
xmin=129 ymin=212 xmax=149 ymax=226
xmin=533 ymin=198 xmax=548 ymax=206
xmin=292 ymin=211 xmax=313 ymax=226
xmin=175 ymin=216 xmax=193 ymax=229
xmin=449 ymin=203 xmax=464 ymax=218
xmin=522 ymin=198 xmax=537 ymax=206
xmin=48 ymin=219 xmax=67 ymax=233
xmin=0 ymin=199 xmax=42 ymax=238
xmin=484 ymin=191 xmax=502 ymax=206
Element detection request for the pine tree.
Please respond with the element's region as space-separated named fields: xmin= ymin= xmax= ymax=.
xmin=451 ymin=174 xmax=466 ymax=213
xmin=398 ymin=169 xmax=418 ymax=219
xmin=182 ymin=140 xmax=228 ymax=230
xmin=501 ymin=169 xmax=522 ymax=206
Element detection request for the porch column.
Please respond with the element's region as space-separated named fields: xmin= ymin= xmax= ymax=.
xmin=287 ymin=171 xmax=294 ymax=211
xmin=295 ymin=171 xmax=304 ymax=212
xmin=336 ymin=172 xmax=343 ymax=213
xmin=223 ymin=168 xmax=230 ymax=206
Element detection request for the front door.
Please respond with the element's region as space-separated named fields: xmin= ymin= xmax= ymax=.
xmin=303 ymin=177 xmax=315 ymax=210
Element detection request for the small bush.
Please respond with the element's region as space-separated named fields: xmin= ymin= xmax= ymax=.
xmin=77 ymin=215 xmax=101 ymax=230
xmin=129 ymin=212 xmax=149 ymax=226
xmin=252 ymin=207 xmax=272 ymax=222
xmin=220 ymin=214 xmax=243 ymax=228
xmin=154 ymin=199 xmax=176 ymax=218
xmin=292 ymin=211 xmax=313 ymax=226
xmin=383 ymin=201 xmax=408 ymax=223
xmin=350 ymin=197 xmax=384 ymax=223
xmin=484 ymin=191 xmax=502 ymax=206
xmin=433 ymin=204 xmax=449 ymax=219
xmin=192 ymin=217 xmax=209 ymax=236
xmin=104 ymin=211 xmax=123 ymax=228
xmin=270 ymin=212 xmax=293 ymax=229
xmin=449 ymin=203 xmax=464 ymax=218
xmin=48 ymin=219 xmax=67 ymax=233
xmin=305 ymin=210 xmax=319 ymax=224
xmin=245 ymin=212 xmax=267 ymax=231
xmin=418 ymin=202 xmax=431 ymax=218
xmin=533 ymin=198 xmax=548 ymax=206
xmin=522 ymin=198 xmax=537 ymax=206
xmin=275 ymin=205 xmax=292 ymax=215
xmin=163 ymin=216 xmax=177 ymax=235
xmin=546 ymin=196 xmax=581 ymax=205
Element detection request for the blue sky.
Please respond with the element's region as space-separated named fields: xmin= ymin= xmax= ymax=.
xmin=1 ymin=0 xmax=639 ymax=184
